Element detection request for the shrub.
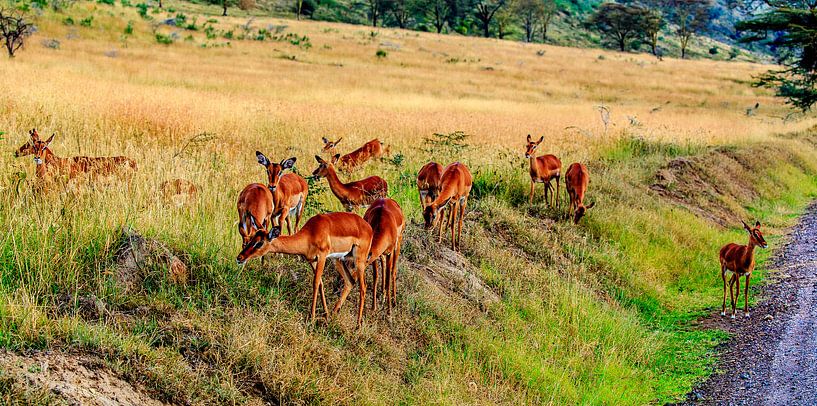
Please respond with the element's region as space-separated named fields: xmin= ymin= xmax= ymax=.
xmin=709 ymin=47 xmax=718 ymax=55
xmin=174 ymin=13 xmax=187 ymax=26
xmin=136 ymin=3 xmax=150 ymax=19
xmin=204 ymin=25 xmax=216 ymax=39
xmin=80 ymin=16 xmax=93 ymax=27
xmin=155 ymin=33 xmax=173 ymax=44
xmin=97 ymin=0 xmax=115 ymax=5
xmin=63 ymin=16 xmax=74 ymax=25
xmin=124 ymin=20 xmax=133 ymax=35
xmin=238 ymin=0 xmax=255 ymax=11
xmin=376 ymin=49 xmax=387 ymax=58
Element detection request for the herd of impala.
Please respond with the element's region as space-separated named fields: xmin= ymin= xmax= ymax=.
xmin=13 ymin=129 xmax=768 ymax=325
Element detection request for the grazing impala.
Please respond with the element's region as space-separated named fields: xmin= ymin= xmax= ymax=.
xmin=363 ymin=198 xmax=405 ymax=314
xmin=524 ymin=134 xmax=561 ymax=207
xmin=417 ymin=161 xmax=443 ymax=209
xmin=423 ymin=162 xmax=472 ymax=251
xmin=28 ymin=132 xmax=138 ymax=183
xmin=256 ymin=151 xmax=309 ymax=235
xmin=720 ymin=220 xmax=768 ymax=319
xmin=312 ymin=155 xmax=388 ymax=211
xmin=14 ymin=129 xmax=39 ymax=157
xmin=321 ymin=137 xmax=343 ymax=156
xmin=236 ymin=183 xmax=274 ymax=247
xmin=565 ymin=163 xmax=595 ymax=224
xmin=236 ymin=212 xmax=374 ymax=326
xmin=322 ymin=137 xmax=388 ymax=172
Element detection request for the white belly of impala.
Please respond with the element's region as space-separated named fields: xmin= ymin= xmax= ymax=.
xmin=327 ymin=251 xmax=351 ymax=259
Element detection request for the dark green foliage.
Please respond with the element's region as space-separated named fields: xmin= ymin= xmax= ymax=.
xmin=63 ymin=16 xmax=74 ymax=25
xmin=97 ymin=0 xmax=115 ymax=5
xmin=79 ymin=16 xmax=93 ymax=27
xmin=376 ymin=48 xmax=387 ymax=57
xmin=155 ymin=32 xmax=173 ymax=44
xmin=586 ymin=3 xmax=652 ymax=52
xmin=737 ymin=5 xmax=817 ymax=111
xmin=136 ymin=3 xmax=150 ymax=19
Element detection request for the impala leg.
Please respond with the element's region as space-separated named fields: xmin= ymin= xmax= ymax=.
xmin=457 ymin=197 xmax=467 ymax=251
xmin=744 ymin=275 xmax=751 ymax=317
xmin=333 ymin=258 xmax=354 ymax=314
xmin=284 ymin=212 xmax=293 ymax=235
xmin=356 ymin=256 xmax=367 ymax=327
xmin=529 ymin=180 xmax=534 ymax=204
xmin=437 ymin=206 xmax=446 ymax=242
xmin=543 ymin=181 xmax=549 ymax=206
xmin=372 ymin=259 xmax=379 ymax=312
xmin=555 ymin=176 xmax=561 ymax=209
xmin=392 ymin=240 xmax=401 ymax=309
xmin=728 ymin=275 xmax=736 ymax=320
xmin=721 ymin=267 xmax=727 ymax=316
xmin=311 ymin=257 xmax=327 ymax=323
xmin=450 ymin=200 xmax=459 ymax=251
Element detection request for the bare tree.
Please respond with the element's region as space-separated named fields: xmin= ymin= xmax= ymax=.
xmin=0 ymin=8 xmax=34 ymax=58
xmin=475 ymin=0 xmax=505 ymax=38
xmin=668 ymin=0 xmax=711 ymax=59
xmin=425 ymin=0 xmax=449 ymax=33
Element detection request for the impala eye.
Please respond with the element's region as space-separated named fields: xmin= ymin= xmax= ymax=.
xmin=254 ymin=241 xmax=263 ymax=249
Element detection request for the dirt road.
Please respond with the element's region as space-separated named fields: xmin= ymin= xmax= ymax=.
xmin=684 ymin=202 xmax=817 ymax=405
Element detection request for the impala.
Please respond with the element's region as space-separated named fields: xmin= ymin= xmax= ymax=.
xmin=321 ymin=137 xmax=388 ymax=172
xmin=423 ymin=162 xmax=472 ymax=251
xmin=14 ymin=129 xmax=38 ymax=157
xmin=312 ymin=155 xmax=388 ymax=211
xmin=525 ymin=134 xmax=562 ymax=207
xmin=256 ymin=151 xmax=309 ymax=235
xmin=363 ymin=198 xmax=405 ymax=314
xmin=160 ymin=179 xmax=198 ymax=206
xmin=28 ymin=132 xmax=138 ymax=184
xmin=720 ymin=220 xmax=767 ymax=319
xmin=236 ymin=212 xmax=374 ymax=326
xmin=237 ymin=183 xmax=273 ymax=247
xmin=565 ymin=163 xmax=595 ymax=224
xmin=417 ymin=161 xmax=443 ymax=209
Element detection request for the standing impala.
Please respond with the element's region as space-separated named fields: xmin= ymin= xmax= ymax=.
xmin=256 ymin=151 xmax=309 ymax=235
xmin=312 ymin=155 xmax=388 ymax=211
xmin=720 ymin=220 xmax=767 ymax=319
xmin=321 ymin=137 xmax=388 ymax=172
xmin=363 ymin=198 xmax=405 ymax=314
xmin=236 ymin=212 xmax=374 ymax=326
xmin=423 ymin=162 xmax=472 ymax=251
xmin=29 ymin=132 xmax=137 ymax=184
xmin=237 ymin=183 xmax=273 ymax=247
xmin=525 ymin=134 xmax=561 ymax=207
xmin=565 ymin=163 xmax=595 ymax=224
xmin=417 ymin=161 xmax=443 ymax=209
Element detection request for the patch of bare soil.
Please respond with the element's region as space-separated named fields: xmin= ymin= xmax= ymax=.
xmin=407 ymin=246 xmax=500 ymax=311
xmin=680 ymin=201 xmax=817 ymax=405
xmin=0 ymin=350 xmax=167 ymax=406
xmin=115 ymin=226 xmax=189 ymax=289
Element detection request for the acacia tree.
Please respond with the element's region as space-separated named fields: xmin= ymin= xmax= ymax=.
xmin=737 ymin=2 xmax=817 ymax=110
xmin=540 ymin=0 xmax=557 ymax=41
xmin=495 ymin=0 xmax=515 ymax=39
xmin=474 ymin=0 xmax=505 ymax=37
xmin=587 ymin=3 xmax=649 ymax=52
xmin=515 ymin=0 xmax=543 ymax=42
xmin=642 ymin=8 xmax=664 ymax=56
xmin=368 ymin=0 xmax=388 ymax=26
xmin=668 ymin=0 xmax=710 ymax=58
xmin=0 ymin=8 xmax=34 ymax=58
xmin=424 ymin=0 xmax=450 ymax=33
xmin=389 ymin=0 xmax=414 ymax=28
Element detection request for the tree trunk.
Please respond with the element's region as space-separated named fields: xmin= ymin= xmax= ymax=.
xmin=222 ymin=0 xmax=228 ymax=16
xmin=158 ymin=0 xmax=162 ymax=9
xmin=296 ymin=0 xmax=302 ymax=20
xmin=482 ymin=20 xmax=490 ymax=37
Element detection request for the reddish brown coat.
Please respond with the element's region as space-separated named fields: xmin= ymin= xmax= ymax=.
xmin=312 ymin=155 xmax=388 ymax=211
xmin=525 ymin=135 xmax=561 ymax=206
xmin=417 ymin=161 xmax=443 ymax=209
xmin=565 ymin=163 xmax=595 ymax=224
xmin=363 ymin=198 xmax=405 ymax=313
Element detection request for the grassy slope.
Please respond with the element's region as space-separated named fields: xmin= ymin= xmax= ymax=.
xmin=1 ymin=2 xmax=816 ymax=404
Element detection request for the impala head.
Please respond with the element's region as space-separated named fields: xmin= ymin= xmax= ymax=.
xmin=525 ymin=134 xmax=544 ymax=158
xmin=238 ymin=212 xmax=268 ymax=245
xmin=31 ymin=133 xmax=55 ymax=165
xmin=312 ymin=154 xmax=339 ymax=178
xmin=321 ymin=137 xmax=342 ymax=152
xmin=743 ymin=220 xmax=768 ymax=249
xmin=573 ymin=201 xmax=595 ymax=224
xmin=256 ymin=151 xmax=296 ymax=193
xmin=15 ymin=129 xmax=39 ymax=158
xmin=236 ymin=226 xmax=281 ymax=265
xmin=423 ymin=203 xmax=442 ymax=229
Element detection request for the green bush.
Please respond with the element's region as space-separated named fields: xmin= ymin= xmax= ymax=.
xmin=376 ymin=49 xmax=387 ymax=58
xmin=124 ymin=20 xmax=133 ymax=35
xmin=63 ymin=16 xmax=74 ymax=25
xmin=80 ymin=16 xmax=93 ymax=27
xmin=155 ymin=33 xmax=174 ymax=45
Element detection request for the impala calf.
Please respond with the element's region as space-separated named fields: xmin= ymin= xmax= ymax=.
xmin=237 ymin=183 xmax=274 ymax=247
xmin=720 ymin=220 xmax=767 ymax=319
xmin=236 ymin=212 xmax=374 ymax=326
xmin=256 ymin=151 xmax=309 ymax=235
xmin=423 ymin=162 xmax=472 ymax=251
xmin=417 ymin=161 xmax=443 ymax=209
xmin=322 ymin=138 xmax=388 ymax=172
xmin=363 ymin=198 xmax=405 ymax=314
xmin=565 ymin=163 xmax=595 ymax=224
xmin=525 ymin=134 xmax=562 ymax=207
xmin=312 ymin=155 xmax=388 ymax=211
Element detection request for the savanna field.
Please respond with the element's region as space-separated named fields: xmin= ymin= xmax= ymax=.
xmin=2 ymin=1 xmax=817 ymax=404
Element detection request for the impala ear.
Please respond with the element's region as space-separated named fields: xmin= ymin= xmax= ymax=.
xmin=267 ymin=226 xmax=281 ymax=241
xmin=45 ymin=133 xmax=55 ymax=145
xmin=742 ymin=220 xmax=751 ymax=231
xmin=335 ymin=137 xmax=342 ymax=145
xmin=281 ymin=157 xmax=296 ymax=170
xmin=537 ymin=136 xmax=544 ymax=144
xmin=314 ymin=155 xmax=325 ymax=164
xmin=256 ymin=151 xmax=270 ymax=167
xmin=755 ymin=221 xmax=761 ymax=228
xmin=249 ymin=214 xmax=260 ymax=230
xmin=321 ymin=136 xmax=329 ymax=144
xmin=331 ymin=154 xmax=340 ymax=164
xmin=526 ymin=134 xmax=531 ymax=143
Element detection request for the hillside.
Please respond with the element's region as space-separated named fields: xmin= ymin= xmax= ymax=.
xmin=1 ymin=1 xmax=816 ymax=404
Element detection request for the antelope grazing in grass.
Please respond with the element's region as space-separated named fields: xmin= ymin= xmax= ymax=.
xmin=423 ymin=162 xmax=472 ymax=251
xmin=237 ymin=183 xmax=273 ymax=248
xmin=321 ymin=137 xmax=388 ymax=172
xmin=565 ymin=163 xmax=595 ymax=224
xmin=256 ymin=152 xmax=309 ymax=235
xmin=363 ymin=198 xmax=405 ymax=314
xmin=720 ymin=220 xmax=768 ymax=319
xmin=236 ymin=212 xmax=374 ymax=326
xmin=417 ymin=161 xmax=443 ymax=209
xmin=160 ymin=179 xmax=198 ymax=206
xmin=312 ymin=155 xmax=388 ymax=211
xmin=525 ymin=135 xmax=561 ymax=207
xmin=28 ymin=131 xmax=137 ymax=184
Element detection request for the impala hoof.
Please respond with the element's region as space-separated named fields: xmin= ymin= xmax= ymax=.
xmin=745 ymin=312 xmax=750 ymax=318
xmin=730 ymin=314 xmax=736 ymax=320
xmin=720 ymin=311 xmax=726 ymax=316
